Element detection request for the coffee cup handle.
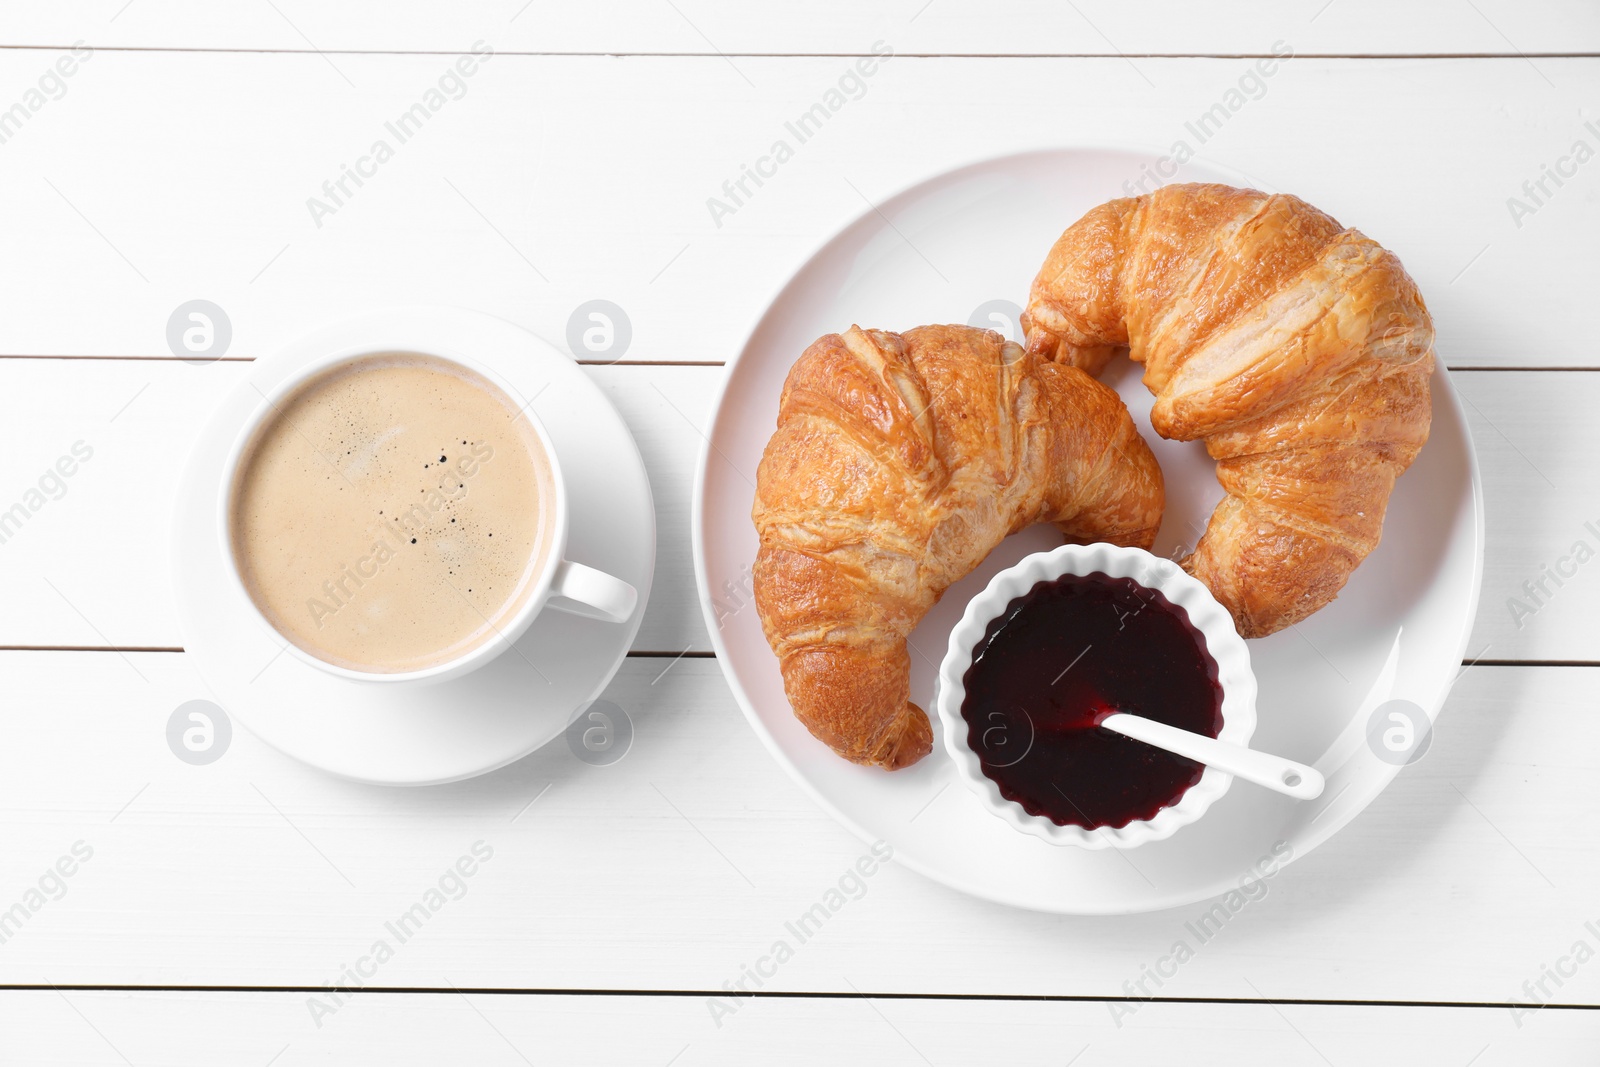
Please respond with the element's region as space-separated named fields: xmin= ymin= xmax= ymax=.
xmin=546 ymin=560 xmax=638 ymax=623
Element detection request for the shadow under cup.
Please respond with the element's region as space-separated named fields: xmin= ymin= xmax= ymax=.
xmin=223 ymin=350 xmax=561 ymax=680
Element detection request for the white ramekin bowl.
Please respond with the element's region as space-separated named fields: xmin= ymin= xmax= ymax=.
xmin=934 ymin=542 xmax=1258 ymax=850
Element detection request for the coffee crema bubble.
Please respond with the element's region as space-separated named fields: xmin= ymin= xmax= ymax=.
xmin=228 ymin=353 xmax=556 ymax=673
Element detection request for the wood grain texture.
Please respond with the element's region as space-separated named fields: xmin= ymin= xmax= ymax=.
xmin=0 ymin=361 xmax=707 ymax=655
xmin=0 ymin=52 xmax=1590 ymax=366
xmin=4 ymin=0 xmax=1599 ymax=56
xmin=7 ymin=990 xmax=1596 ymax=1066
xmin=0 ymin=360 xmax=1591 ymax=660
xmin=0 ymin=6 xmax=1593 ymax=1036
xmin=0 ymin=652 xmax=1593 ymax=1009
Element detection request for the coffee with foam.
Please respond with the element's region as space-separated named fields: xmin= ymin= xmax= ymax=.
xmin=229 ymin=353 xmax=555 ymax=673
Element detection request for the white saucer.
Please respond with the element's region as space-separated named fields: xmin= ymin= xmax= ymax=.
xmin=172 ymin=308 xmax=654 ymax=785
xmin=693 ymin=148 xmax=1483 ymax=913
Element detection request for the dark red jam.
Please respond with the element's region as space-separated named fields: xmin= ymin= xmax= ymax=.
xmin=960 ymin=572 xmax=1223 ymax=829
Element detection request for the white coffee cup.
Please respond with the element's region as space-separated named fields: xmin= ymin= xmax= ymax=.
xmin=217 ymin=344 xmax=637 ymax=685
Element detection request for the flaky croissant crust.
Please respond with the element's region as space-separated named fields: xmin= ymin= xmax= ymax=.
xmin=752 ymin=324 xmax=1163 ymax=769
xmin=1024 ymin=183 xmax=1434 ymax=637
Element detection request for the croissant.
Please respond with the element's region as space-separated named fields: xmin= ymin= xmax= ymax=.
xmin=751 ymin=324 xmax=1164 ymax=769
xmin=1023 ymin=183 xmax=1434 ymax=638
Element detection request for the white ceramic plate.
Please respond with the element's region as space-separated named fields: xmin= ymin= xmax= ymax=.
xmin=692 ymin=148 xmax=1483 ymax=914
xmin=173 ymin=307 xmax=655 ymax=785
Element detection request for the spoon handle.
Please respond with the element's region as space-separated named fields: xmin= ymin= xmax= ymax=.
xmin=1099 ymin=713 xmax=1325 ymax=800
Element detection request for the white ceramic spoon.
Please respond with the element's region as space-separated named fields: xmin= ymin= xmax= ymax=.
xmin=1099 ymin=712 xmax=1326 ymax=800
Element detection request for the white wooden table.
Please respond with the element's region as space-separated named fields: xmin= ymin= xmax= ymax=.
xmin=1 ymin=3 xmax=1597 ymax=1062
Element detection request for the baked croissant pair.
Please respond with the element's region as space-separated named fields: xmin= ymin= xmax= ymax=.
xmin=753 ymin=183 xmax=1435 ymax=769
